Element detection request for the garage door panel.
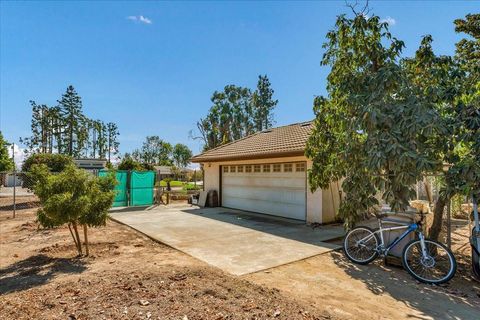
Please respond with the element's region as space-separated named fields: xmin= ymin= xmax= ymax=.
xmin=223 ymin=196 xmax=305 ymax=220
xmin=223 ymin=175 xmax=305 ymax=189
xmin=221 ymin=163 xmax=306 ymax=221
xmin=222 ymin=187 xmax=305 ymax=206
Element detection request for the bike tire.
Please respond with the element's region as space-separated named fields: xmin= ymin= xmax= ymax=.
xmin=402 ymin=238 xmax=457 ymax=284
xmin=343 ymin=226 xmax=379 ymax=265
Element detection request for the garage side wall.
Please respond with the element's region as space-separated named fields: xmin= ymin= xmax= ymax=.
xmin=200 ymin=156 xmax=329 ymax=224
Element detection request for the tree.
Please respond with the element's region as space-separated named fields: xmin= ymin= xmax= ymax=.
xmin=172 ymin=143 xmax=193 ymax=168
xmin=22 ymin=153 xmax=74 ymax=173
xmin=31 ymin=164 xmax=116 ymax=256
xmin=194 ymin=76 xmax=277 ymax=151
xmin=133 ymin=136 xmax=172 ymax=165
xmin=22 ymin=85 xmax=120 ymax=159
xmin=253 ymin=75 xmax=278 ymax=131
xmin=117 ymin=153 xmax=153 ymax=171
xmin=106 ymin=122 xmax=120 ymax=163
xmin=58 ymin=85 xmax=85 ymax=157
xmin=305 ymin=13 xmax=444 ymax=228
xmin=0 ymin=132 xmax=14 ymax=172
xmin=21 ymin=101 xmax=53 ymax=154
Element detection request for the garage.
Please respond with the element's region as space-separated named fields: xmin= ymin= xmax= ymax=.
xmin=191 ymin=121 xmax=340 ymax=224
xmin=221 ymin=162 xmax=307 ymax=220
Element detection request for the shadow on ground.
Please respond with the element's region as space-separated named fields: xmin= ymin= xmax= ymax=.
xmin=179 ymin=207 xmax=345 ymax=246
xmin=0 ymin=254 xmax=87 ymax=295
xmin=331 ymin=249 xmax=480 ymax=320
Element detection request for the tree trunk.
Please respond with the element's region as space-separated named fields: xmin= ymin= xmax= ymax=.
xmin=68 ymin=223 xmax=80 ymax=252
xmin=83 ymin=224 xmax=89 ymax=256
xmin=428 ymin=195 xmax=449 ymax=241
xmin=72 ymin=222 xmax=82 ymax=255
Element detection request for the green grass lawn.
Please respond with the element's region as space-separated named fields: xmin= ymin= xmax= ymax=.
xmin=156 ymin=180 xmax=201 ymax=190
xmin=157 ymin=180 xmax=184 ymax=187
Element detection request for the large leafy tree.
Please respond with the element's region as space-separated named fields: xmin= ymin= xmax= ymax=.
xmin=0 ymin=131 xmax=14 ymax=171
xmin=399 ymin=14 xmax=479 ymax=240
xmin=132 ymin=136 xmax=173 ymax=165
xmin=305 ymin=13 xmax=444 ymax=228
xmin=172 ymin=143 xmax=193 ymax=168
xmin=194 ymin=75 xmax=278 ymax=151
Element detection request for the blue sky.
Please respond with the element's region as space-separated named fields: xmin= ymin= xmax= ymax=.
xmin=1 ymin=1 xmax=478 ymax=159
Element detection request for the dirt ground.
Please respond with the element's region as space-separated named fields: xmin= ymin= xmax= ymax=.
xmin=1 ymin=197 xmax=479 ymax=320
xmin=0 ymin=199 xmax=331 ymax=320
xmin=245 ymin=221 xmax=480 ymax=320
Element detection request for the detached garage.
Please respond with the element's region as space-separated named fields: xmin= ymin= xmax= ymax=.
xmin=191 ymin=121 xmax=341 ymax=224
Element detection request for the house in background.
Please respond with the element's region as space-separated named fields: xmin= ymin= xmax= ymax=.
xmin=155 ymin=165 xmax=174 ymax=181
xmin=191 ymin=121 xmax=342 ymax=224
xmin=74 ymin=158 xmax=107 ymax=173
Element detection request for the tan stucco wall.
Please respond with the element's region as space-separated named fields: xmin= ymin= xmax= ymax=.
xmin=200 ymin=155 xmax=337 ymax=224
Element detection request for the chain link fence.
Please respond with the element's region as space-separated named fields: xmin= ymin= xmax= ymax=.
xmin=0 ymin=171 xmax=39 ymax=217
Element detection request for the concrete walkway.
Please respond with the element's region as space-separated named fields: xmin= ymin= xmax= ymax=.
xmin=110 ymin=205 xmax=344 ymax=275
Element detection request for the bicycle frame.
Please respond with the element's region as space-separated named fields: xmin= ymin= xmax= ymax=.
xmin=359 ymin=220 xmax=424 ymax=256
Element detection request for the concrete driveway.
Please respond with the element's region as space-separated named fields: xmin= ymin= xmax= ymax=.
xmin=110 ymin=205 xmax=344 ymax=275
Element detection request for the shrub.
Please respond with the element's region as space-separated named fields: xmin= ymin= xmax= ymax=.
xmin=22 ymin=153 xmax=74 ymax=172
xmin=117 ymin=156 xmax=154 ymax=171
xmin=31 ymin=164 xmax=116 ymax=256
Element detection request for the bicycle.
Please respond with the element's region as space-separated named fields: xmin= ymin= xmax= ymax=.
xmin=343 ymin=211 xmax=457 ymax=284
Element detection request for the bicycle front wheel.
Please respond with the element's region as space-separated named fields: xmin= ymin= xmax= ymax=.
xmin=402 ymin=239 xmax=457 ymax=284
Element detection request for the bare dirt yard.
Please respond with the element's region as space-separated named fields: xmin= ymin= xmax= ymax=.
xmin=1 ymin=197 xmax=479 ymax=320
xmin=0 ymin=200 xmax=330 ymax=320
xmin=245 ymin=221 xmax=480 ymax=320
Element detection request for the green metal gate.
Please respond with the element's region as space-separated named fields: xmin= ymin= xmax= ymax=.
xmin=99 ymin=170 xmax=154 ymax=207
xmin=130 ymin=171 xmax=155 ymax=206
xmin=99 ymin=170 xmax=128 ymax=207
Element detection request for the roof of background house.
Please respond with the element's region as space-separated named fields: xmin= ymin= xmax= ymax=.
xmin=154 ymin=166 xmax=173 ymax=174
xmin=191 ymin=121 xmax=313 ymax=163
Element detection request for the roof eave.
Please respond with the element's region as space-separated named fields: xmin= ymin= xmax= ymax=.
xmin=191 ymin=149 xmax=306 ymax=163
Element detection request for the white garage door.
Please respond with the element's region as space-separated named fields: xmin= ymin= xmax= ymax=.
xmin=221 ymin=162 xmax=306 ymax=221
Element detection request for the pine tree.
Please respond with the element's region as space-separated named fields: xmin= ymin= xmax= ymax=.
xmin=58 ymin=85 xmax=84 ymax=157
xmin=253 ymin=75 xmax=278 ymax=131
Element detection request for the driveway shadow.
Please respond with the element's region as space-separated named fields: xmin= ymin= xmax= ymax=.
xmin=179 ymin=207 xmax=345 ymax=246
xmin=330 ymin=250 xmax=480 ymax=319
xmin=0 ymin=254 xmax=87 ymax=295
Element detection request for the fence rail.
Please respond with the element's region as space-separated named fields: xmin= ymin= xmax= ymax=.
xmin=0 ymin=171 xmax=38 ymax=217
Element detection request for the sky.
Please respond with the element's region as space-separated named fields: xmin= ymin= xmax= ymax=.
xmin=0 ymin=0 xmax=478 ymax=163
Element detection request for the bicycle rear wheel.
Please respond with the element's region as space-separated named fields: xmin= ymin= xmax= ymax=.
xmin=402 ymin=239 xmax=457 ymax=284
xmin=343 ymin=226 xmax=379 ymax=265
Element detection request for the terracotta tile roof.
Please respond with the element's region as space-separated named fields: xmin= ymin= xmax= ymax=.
xmin=191 ymin=121 xmax=313 ymax=163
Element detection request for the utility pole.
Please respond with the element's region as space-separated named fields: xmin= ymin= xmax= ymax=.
xmin=12 ymin=143 xmax=16 ymax=218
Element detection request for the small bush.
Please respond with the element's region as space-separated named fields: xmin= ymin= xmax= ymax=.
xmin=183 ymin=183 xmax=201 ymax=191
xmin=32 ymin=164 xmax=116 ymax=256
xmin=22 ymin=153 xmax=74 ymax=172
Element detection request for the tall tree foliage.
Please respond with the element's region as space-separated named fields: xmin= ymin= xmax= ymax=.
xmin=172 ymin=143 xmax=193 ymax=168
xmin=0 ymin=132 xmax=14 ymax=171
xmin=58 ymin=85 xmax=85 ymax=157
xmin=106 ymin=122 xmax=120 ymax=162
xmin=253 ymin=75 xmax=278 ymax=131
xmin=132 ymin=136 xmax=173 ymax=166
xmin=305 ymin=13 xmax=445 ymax=228
xmin=194 ymin=75 xmax=278 ymax=151
xmin=22 ymin=85 xmax=120 ymax=161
